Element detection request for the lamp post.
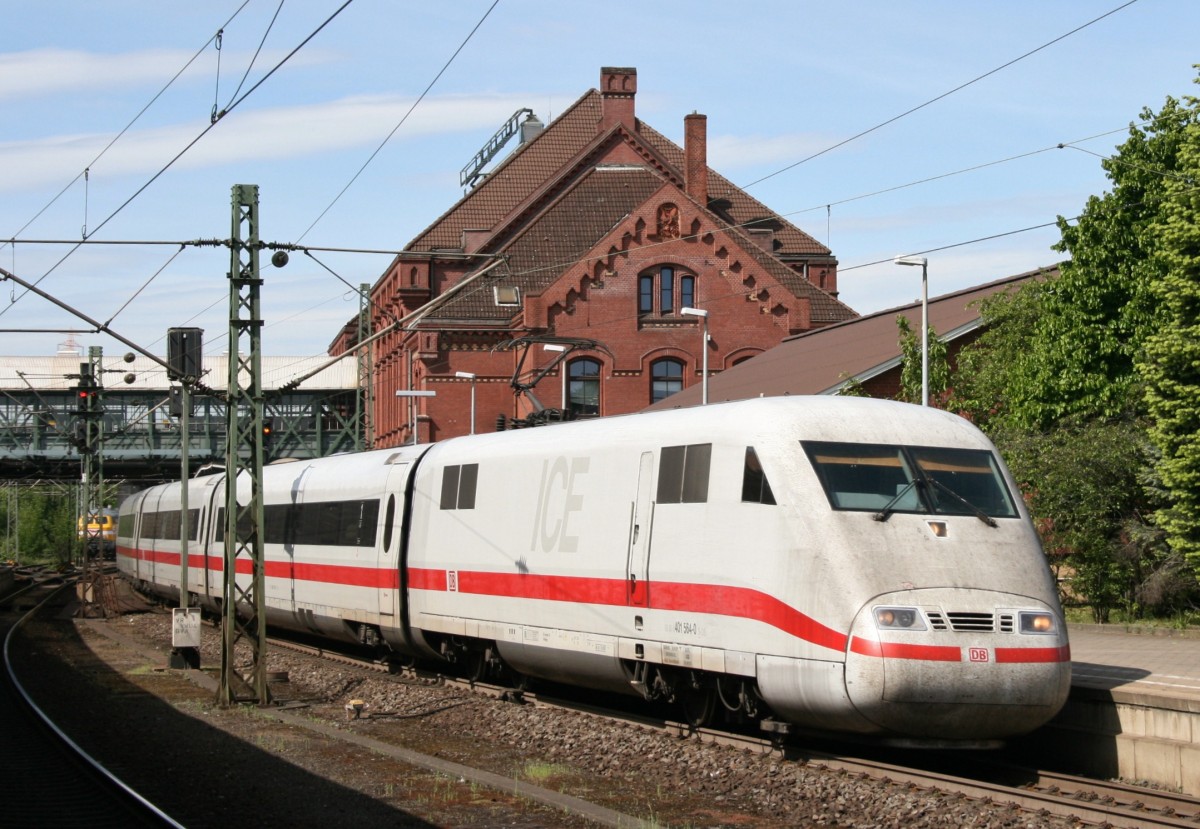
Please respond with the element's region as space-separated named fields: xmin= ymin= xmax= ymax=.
xmin=680 ymin=307 xmax=709 ymax=405
xmin=893 ymin=256 xmax=929 ymax=407
xmin=395 ymin=389 xmax=436 ymax=444
xmin=454 ymin=371 xmax=476 ymax=435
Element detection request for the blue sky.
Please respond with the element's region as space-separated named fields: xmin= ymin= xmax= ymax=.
xmin=3 ymin=0 xmax=1197 ymax=363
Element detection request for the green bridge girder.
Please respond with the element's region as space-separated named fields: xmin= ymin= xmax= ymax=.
xmin=0 ymin=386 xmax=362 ymax=485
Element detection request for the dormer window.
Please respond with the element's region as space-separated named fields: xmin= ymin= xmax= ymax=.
xmin=638 ymin=265 xmax=694 ymax=316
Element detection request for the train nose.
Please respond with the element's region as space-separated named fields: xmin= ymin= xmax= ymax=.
xmin=843 ymin=591 xmax=1072 ymax=740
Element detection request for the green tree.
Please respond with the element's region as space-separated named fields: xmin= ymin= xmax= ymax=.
xmin=1139 ymin=108 xmax=1200 ymax=567
xmin=6 ymin=487 xmax=76 ymax=565
xmin=895 ymin=315 xmax=949 ymax=406
xmin=948 ymin=72 xmax=1200 ymax=610
xmin=996 ymin=419 xmax=1166 ymax=621
xmin=948 ymin=284 xmax=1046 ymax=429
xmin=1040 ymin=92 xmax=1198 ymax=426
xmin=953 ymin=88 xmax=1198 ymax=432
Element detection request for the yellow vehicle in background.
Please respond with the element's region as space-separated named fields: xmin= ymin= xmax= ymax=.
xmin=78 ymin=508 xmax=118 ymax=558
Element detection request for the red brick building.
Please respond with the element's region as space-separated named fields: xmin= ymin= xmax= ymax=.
xmin=332 ymin=67 xmax=855 ymax=446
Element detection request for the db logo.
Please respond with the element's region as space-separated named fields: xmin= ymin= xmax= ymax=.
xmin=969 ymin=648 xmax=990 ymax=662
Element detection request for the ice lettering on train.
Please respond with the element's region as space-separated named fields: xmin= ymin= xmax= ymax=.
xmin=530 ymin=456 xmax=590 ymax=553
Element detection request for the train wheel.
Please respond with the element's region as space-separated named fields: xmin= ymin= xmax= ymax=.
xmin=681 ymin=680 xmax=716 ymax=728
xmin=464 ymin=648 xmax=488 ymax=683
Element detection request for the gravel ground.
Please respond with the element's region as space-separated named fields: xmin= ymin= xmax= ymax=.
xmin=11 ymin=595 xmax=1087 ymax=829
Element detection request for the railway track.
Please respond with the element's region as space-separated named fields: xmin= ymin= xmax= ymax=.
xmin=1 ymin=574 xmax=182 ymax=828
xmin=267 ymin=630 xmax=1200 ymax=829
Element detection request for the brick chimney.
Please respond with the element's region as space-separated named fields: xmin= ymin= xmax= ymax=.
xmin=599 ymin=67 xmax=637 ymax=132
xmin=684 ymin=112 xmax=708 ymax=205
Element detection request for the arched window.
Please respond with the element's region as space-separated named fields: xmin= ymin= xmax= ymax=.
xmin=568 ymin=358 xmax=601 ymax=417
xmin=637 ymin=265 xmax=694 ymax=316
xmin=680 ymin=274 xmax=695 ymax=310
xmin=659 ymin=266 xmax=675 ymax=314
xmin=638 ymin=275 xmax=654 ymax=315
xmin=650 ymin=358 xmax=684 ymax=403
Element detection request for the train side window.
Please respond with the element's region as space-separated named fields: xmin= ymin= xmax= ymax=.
xmin=657 ymin=443 xmax=711 ymax=504
xmin=440 ymin=463 xmax=479 ymax=510
xmin=162 ymin=510 xmax=181 ymax=540
xmin=440 ymin=466 xmax=461 ymax=509
xmin=742 ymin=447 xmax=777 ymax=505
xmin=264 ymin=504 xmax=290 ymax=545
xmin=214 ymin=507 xmax=255 ymax=543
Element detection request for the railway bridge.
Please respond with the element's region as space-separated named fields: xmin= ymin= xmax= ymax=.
xmin=0 ymin=349 xmax=364 ymax=492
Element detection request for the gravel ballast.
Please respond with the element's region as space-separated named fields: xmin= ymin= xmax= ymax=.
xmin=11 ymin=601 xmax=1084 ymax=828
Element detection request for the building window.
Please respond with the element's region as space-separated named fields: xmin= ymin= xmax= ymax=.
xmin=638 ymin=265 xmax=693 ymax=316
xmin=569 ymin=358 xmax=601 ymax=417
xmin=639 ymin=275 xmax=653 ymax=315
xmin=650 ymin=358 xmax=684 ymax=403
xmin=659 ymin=266 xmax=675 ymax=314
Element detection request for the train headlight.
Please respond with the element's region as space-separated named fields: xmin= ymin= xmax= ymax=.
xmin=873 ymin=607 xmax=926 ymax=630
xmin=1019 ymin=611 xmax=1056 ymax=634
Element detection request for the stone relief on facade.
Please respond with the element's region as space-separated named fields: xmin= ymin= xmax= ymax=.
xmin=656 ymin=203 xmax=680 ymax=240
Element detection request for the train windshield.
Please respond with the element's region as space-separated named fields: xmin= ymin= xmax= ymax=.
xmin=802 ymin=441 xmax=1018 ymax=519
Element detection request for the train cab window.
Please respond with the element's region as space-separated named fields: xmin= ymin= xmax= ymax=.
xmin=440 ymin=463 xmax=479 ymax=510
xmin=741 ymin=447 xmax=777 ymax=505
xmin=657 ymin=443 xmax=711 ymax=504
xmin=802 ymin=441 xmax=1017 ymax=519
xmin=909 ymin=446 xmax=1017 ymax=518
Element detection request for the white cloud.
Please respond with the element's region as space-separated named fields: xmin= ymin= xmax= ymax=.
xmin=0 ymin=47 xmax=331 ymax=101
xmin=707 ymin=131 xmax=844 ymax=171
xmin=0 ymin=92 xmax=536 ymax=193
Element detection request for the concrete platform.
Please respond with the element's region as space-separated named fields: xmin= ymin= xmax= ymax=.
xmin=1016 ymin=624 xmax=1200 ymax=794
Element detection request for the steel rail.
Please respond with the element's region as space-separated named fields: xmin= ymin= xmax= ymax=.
xmin=263 ymin=627 xmax=1200 ymax=829
xmin=3 ymin=579 xmax=185 ymax=828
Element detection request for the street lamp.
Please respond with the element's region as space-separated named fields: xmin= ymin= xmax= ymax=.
xmin=680 ymin=307 xmax=709 ymax=405
xmin=894 ymin=255 xmax=929 ymax=407
xmin=395 ymin=389 xmax=436 ymax=444
xmin=455 ymin=371 xmax=476 ymax=435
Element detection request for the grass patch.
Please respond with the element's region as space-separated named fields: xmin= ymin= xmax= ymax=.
xmin=520 ymin=761 xmax=572 ymax=783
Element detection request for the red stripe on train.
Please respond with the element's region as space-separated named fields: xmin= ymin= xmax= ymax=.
xmin=117 ymin=552 xmax=1068 ymax=664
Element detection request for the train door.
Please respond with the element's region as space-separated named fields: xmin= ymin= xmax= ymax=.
xmin=197 ymin=478 xmax=221 ymax=601
xmin=125 ymin=490 xmax=149 ymax=581
xmin=626 ymin=451 xmax=655 ymax=606
xmin=378 ymin=461 xmax=410 ymax=617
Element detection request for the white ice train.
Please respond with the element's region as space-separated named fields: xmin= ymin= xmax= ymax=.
xmin=117 ymin=396 xmax=1071 ymax=744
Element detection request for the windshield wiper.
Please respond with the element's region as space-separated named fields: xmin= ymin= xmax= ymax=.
xmin=926 ymin=477 xmax=998 ymax=527
xmin=873 ymin=479 xmax=921 ymax=522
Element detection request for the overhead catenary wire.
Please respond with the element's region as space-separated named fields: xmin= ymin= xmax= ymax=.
xmin=0 ymin=0 xmax=355 ymax=322
xmin=0 ymin=0 xmax=253 ymax=255
xmin=0 ymin=117 xmax=1170 ymax=374
xmin=740 ymin=0 xmax=1141 ymax=190
xmin=215 ymin=0 xmax=288 ymax=122
xmin=295 ymin=0 xmax=501 ymax=243
xmin=2 ymin=0 xmax=1180 ymax=386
